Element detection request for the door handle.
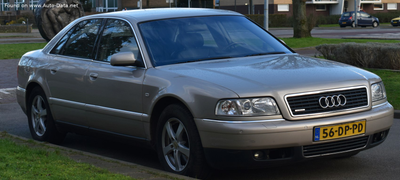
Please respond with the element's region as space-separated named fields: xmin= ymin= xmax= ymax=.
xmin=50 ymin=69 xmax=57 ymax=74
xmin=89 ymin=73 xmax=98 ymax=81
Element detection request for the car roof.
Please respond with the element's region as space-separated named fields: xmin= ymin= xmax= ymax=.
xmin=84 ymin=8 xmax=243 ymax=23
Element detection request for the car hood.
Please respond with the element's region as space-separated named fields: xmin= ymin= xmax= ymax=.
xmin=392 ymin=17 xmax=400 ymax=21
xmin=157 ymin=54 xmax=380 ymax=97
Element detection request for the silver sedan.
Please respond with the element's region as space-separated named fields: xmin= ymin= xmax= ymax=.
xmin=17 ymin=8 xmax=393 ymax=178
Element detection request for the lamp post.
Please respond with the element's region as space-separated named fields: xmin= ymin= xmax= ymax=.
xmin=264 ymin=0 xmax=268 ymax=30
xmin=354 ymin=0 xmax=357 ymax=27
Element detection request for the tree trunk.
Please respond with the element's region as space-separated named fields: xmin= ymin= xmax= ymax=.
xmin=293 ymin=0 xmax=312 ymax=38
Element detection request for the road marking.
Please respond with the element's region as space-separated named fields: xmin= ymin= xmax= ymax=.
xmin=0 ymin=88 xmax=16 ymax=95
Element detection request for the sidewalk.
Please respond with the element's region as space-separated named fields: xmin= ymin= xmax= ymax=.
xmin=0 ymin=29 xmax=46 ymax=44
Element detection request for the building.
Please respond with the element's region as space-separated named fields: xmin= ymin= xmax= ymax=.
xmin=219 ymin=0 xmax=399 ymax=16
xmin=0 ymin=0 xmax=399 ymax=20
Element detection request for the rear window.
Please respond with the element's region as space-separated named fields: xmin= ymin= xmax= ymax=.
xmin=342 ymin=12 xmax=352 ymax=17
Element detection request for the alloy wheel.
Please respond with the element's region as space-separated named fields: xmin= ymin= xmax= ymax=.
xmin=161 ymin=118 xmax=190 ymax=172
xmin=30 ymin=95 xmax=47 ymax=137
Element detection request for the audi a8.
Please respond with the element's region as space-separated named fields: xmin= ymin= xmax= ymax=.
xmin=17 ymin=8 xmax=393 ymax=178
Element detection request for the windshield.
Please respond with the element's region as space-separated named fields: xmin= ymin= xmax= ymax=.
xmin=139 ymin=16 xmax=292 ymax=66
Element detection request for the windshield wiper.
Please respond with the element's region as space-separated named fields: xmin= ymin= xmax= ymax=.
xmin=246 ymin=52 xmax=286 ymax=57
xmin=181 ymin=56 xmax=234 ymax=63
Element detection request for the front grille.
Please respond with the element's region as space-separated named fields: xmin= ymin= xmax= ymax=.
xmin=303 ymin=136 xmax=369 ymax=157
xmin=286 ymin=87 xmax=368 ymax=116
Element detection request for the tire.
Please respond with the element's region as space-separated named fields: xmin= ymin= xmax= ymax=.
xmin=351 ymin=22 xmax=356 ymax=28
xmin=156 ymin=104 xmax=211 ymax=179
xmin=372 ymin=21 xmax=378 ymax=28
xmin=27 ymin=87 xmax=66 ymax=144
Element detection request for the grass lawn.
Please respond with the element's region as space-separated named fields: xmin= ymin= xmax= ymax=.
xmin=367 ymin=69 xmax=400 ymax=110
xmin=318 ymin=23 xmax=391 ymax=28
xmin=280 ymin=37 xmax=399 ymax=49
xmin=0 ymin=43 xmax=46 ymax=60
xmin=0 ymin=138 xmax=135 ymax=180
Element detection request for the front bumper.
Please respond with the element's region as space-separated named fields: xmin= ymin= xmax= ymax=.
xmin=16 ymin=86 xmax=27 ymax=114
xmin=195 ymin=102 xmax=393 ymax=168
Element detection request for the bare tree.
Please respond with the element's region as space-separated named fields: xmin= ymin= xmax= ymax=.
xmin=292 ymin=0 xmax=312 ymax=38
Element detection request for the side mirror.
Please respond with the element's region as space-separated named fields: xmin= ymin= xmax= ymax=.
xmin=110 ymin=52 xmax=137 ymax=66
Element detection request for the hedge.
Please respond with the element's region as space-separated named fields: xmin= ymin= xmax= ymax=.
xmin=246 ymin=14 xmax=341 ymax=28
xmin=316 ymin=43 xmax=400 ymax=70
xmin=372 ymin=11 xmax=400 ymax=23
xmin=0 ymin=24 xmax=32 ymax=33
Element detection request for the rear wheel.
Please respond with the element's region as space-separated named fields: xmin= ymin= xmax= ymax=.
xmin=156 ymin=104 xmax=211 ymax=178
xmin=27 ymin=87 xmax=66 ymax=144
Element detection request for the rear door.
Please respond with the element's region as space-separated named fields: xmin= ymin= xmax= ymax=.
xmin=47 ymin=19 xmax=102 ymax=126
xmin=84 ymin=19 xmax=147 ymax=138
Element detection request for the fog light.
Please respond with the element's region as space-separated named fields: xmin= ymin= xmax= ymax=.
xmin=254 ymin=151 xmax=264 ymax=160
xmin=380 ymin=131 xmax=386 ymax=138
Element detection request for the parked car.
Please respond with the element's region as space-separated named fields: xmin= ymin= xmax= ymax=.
xmin=391 ymin=16 xmax=400 ymax=26
xmin=17 ymin=8 xmax=393 ymax=178
xmin=339 ymin=11 xmax=379 ymax=28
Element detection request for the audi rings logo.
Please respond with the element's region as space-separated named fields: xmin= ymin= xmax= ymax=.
xmin=319 ymin=94 xmax=347 ymax=109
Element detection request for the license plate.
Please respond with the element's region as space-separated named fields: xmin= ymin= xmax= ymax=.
xmin=314 ymin=120 xmax=366 ymax=141
xmin=394 ymin=22 xmax=398 ymax=24
xmin=342 ymin=22 xmax=346 ymax=24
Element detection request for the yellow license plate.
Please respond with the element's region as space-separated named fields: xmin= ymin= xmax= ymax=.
xmin=342 ymin=22 xmax=346 ymax=24
xmin=394 ymin=22 xmax=398 ymax=24
xmin=314 ymin=120 xmax=366 ymax=141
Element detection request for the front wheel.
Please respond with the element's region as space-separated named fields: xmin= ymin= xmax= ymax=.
xmin=27 ymin=87 xmax=66 ymax=144
xmin=156 ymin=104 xmax=211 ymax=178
xmin=372 ymin=21 xmax=379 ymax=28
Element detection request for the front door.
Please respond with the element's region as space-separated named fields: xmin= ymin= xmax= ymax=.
xmin=84 ymin=19 xmax=147 ymax=138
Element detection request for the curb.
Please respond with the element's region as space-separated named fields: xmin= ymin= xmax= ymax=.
xmin=342 ymin=36 xmax=400 ymax=40
xmin=1 ymin=132 xmax=197 ymax=180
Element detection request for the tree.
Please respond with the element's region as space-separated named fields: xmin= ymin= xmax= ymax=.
xmin=292 ymin=0 xmax=312 ymax=38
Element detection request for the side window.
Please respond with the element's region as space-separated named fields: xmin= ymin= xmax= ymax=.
xmin=51 ymin=19 xmax=102 ymax=59
xmin=361 ymin=13 xmax=369 ymax=18
xmin=97 ymin=19 xmax=141 ymax=63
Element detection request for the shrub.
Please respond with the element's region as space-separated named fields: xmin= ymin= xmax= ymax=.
xmin=315 ymin=15 xmax=341 ymax=26
xmin=372 ymin=11 xmax=400 ymax=23
xmin=246 ymin=14 xmax=293 ymax=28
xmin=6 ymin=20 xmax=16 ymax=25
xmin=16 ymin=17 xmax=26 ymax=24
xmin=316 ymin=43 xmax=400 ymax=70
xmin=0 ymin=24 xmax=32 ymax=33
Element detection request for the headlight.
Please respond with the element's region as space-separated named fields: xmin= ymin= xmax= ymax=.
xmin=371 ymin=82 xmax=386 ymax=102
xmin=215 ymin=97 xmax=280 ymax=116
